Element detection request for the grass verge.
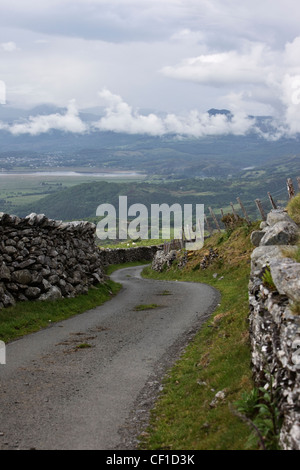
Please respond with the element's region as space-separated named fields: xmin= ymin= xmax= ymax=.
xmin=0 ymin=279 xmax=121 ymax=344
xmin=287 ymin=192 xmax=300 ymax=224
xmin=104 ymin=260 xmax=150 ymax=275
xmin=0 ymin=260 xmax=150 ymax=344
xmin=139 ymin=222 xmax=261 ymax=450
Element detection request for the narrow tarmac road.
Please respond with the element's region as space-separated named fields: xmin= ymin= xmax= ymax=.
xmin=0 ymin=265 xmax=219 ymax=450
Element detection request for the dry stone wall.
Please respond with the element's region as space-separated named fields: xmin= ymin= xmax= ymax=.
xmin=249 ymin=209 xmax=300 ymax=450
xmin=0 ymin=212 xmax=162 ymax=309
xmin=0 ymin=212 xmax=105 ymax=308
xmin=99 ymin=244 xmax=163 ymax=267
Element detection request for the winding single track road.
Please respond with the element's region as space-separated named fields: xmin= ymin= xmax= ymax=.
xmin=0 ymin=265 xmax=219 ymax=450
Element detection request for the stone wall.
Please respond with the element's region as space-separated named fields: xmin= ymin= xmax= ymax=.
xmin=0 ymin=212 xmax=105 ymax=308
xmin=0 ymin=212 xmax=162 ymax=309
xmin=249 ymin=209 xmax=300 ymax=450
xmin=99 ymin=244 xmax=163 ymax=267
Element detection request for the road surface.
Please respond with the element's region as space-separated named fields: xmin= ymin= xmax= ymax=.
xmin=0 ymin=265 xmax=219 ymax=450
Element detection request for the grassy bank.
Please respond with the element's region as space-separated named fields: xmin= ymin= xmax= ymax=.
xmin=0 ymin=260 xmax=151 ymax=344
xmin=139 ymin=222 xmax=261 ymax=450
xmin=0 ymin=280 xmax=121 ymax=344
xmin=100 ymin=239 xmax=165 ymax=249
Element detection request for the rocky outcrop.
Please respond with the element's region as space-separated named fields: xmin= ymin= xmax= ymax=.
xmin=151 ymin=246 xmax=219 ymax=273
xmin=151 ymin=249 xmax=177 ymax=272
xmin=249 ymin=208 xmax=300 ymax=450
xmin=251 ymin=210 xmax=299 ymax=247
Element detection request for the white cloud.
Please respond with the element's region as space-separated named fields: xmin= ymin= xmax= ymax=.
xmin=1 ymin=1 xmax=300 ymax=140
xmin=1 ymin=42 xmax=18 ymax=52
xmin=5 ymin=100 xmax=88 ymax=135
xmin=94 ymin=89 xmax=165 ymax=135
xmin=162 ymin=42 xmax=274 ymax=86
xmin=0 ymin=89 xmax=256 ymax=137
xmin=94 ymin=89 xmax=255 ymax=137
xmin=161 ymin=36 xmax=300 ymax=139
xmin=1 ymin=81 xmax=300 ymax=140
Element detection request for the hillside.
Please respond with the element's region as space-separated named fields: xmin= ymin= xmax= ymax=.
xmin=139 ymin=195 xmax=300 ymax=450
xmin=15 ymin=154 xmax=299 ymax=222
xmin=140 ymin=220 xmax=260 ymax=449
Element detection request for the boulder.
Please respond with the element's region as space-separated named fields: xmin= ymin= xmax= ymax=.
xmin=0 ymin=263 xmax=11 ymax=281
xmin=39 ymin=286 xmax=62 ymax=301
xmin=270 ymin=258 xmax=300 ymax=303
xmin=25 ymin=287 xmax=41 ymax=299
xmin=12 ymin=269 xmax=32 ymax=285
xmin=266 ymin=209 xmax=296 ymax=227
xmin=250 ymin=230 xmax=266 ymax=247
xmin=250 ymin=245 xmax=296 ymax=274
xmin=260 ymin=221 xmax=299 ymax=246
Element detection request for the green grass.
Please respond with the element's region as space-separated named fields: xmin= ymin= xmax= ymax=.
xmin=134 ymin=303 xmax=160 ymax=311
xmin=75 ymin=342 xmax=93 ymax=349
xmin=0 ymin=280 xmax=121 ymax=344
xmin=0 ymin=260 xmax=151 ymax=344
xmin=139 ymin=224 xmax=261 ymax=450
xmin=0 ymin=171 xmax=145 ymax=216
xmin=287 ymin=193 xmax=300 ymax=225
xmin=286 ymin=194 xmax=300 ymax=263
xmin=262 ymin=267 xmax=277 ymax=291
xmin=100 ymin=239 xmax=165 ymax=249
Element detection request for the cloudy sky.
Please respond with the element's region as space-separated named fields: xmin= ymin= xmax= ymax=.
xmin=1 ymin=0 xmax=300 ymax=138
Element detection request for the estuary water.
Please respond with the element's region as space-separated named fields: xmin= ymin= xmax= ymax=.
xmin=0 ymin=170 xmax=143 ymax=178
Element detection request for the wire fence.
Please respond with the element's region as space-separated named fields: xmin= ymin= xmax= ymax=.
xmin=163 ymin=176 xmax=300 ymax=252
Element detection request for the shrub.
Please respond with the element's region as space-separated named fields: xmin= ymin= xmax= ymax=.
xmin=262 ymin=267 xmax=277 ymax=291
xmin=287 ymin=193 xmax=300 ymax=225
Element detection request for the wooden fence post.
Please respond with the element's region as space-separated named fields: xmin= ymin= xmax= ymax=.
xmin=236 ymin=197 xmax=251 ymax=225
xmin=204 ymin=215 xmax=213 ymax=235
xmin=255 ymin=199 xmax=266 ymax=221
xmin=230 ymin=202 xmax=239 ymax=221
xmin=268 ymin=192 xmax=277 ymax=210
xmin=209 ymin=207 xmax=221 ymax=232
xmin=179 ymin=229 xmax=184 ymax=249
xmin=287 ymin=178 xmax=295 ymax=199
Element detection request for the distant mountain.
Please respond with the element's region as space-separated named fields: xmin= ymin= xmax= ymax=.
xmin=0 ymin=103 xmax=69 ymax=123
xmin=0 ymin=104 xmax=30 ymax=122
xmin=1 ymin=103 xmax=300 ymax=179
xmin=207 ymin=108 xmax=233 ymax=117
xmin=28 ymin=104 xmax=68 ymax=116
